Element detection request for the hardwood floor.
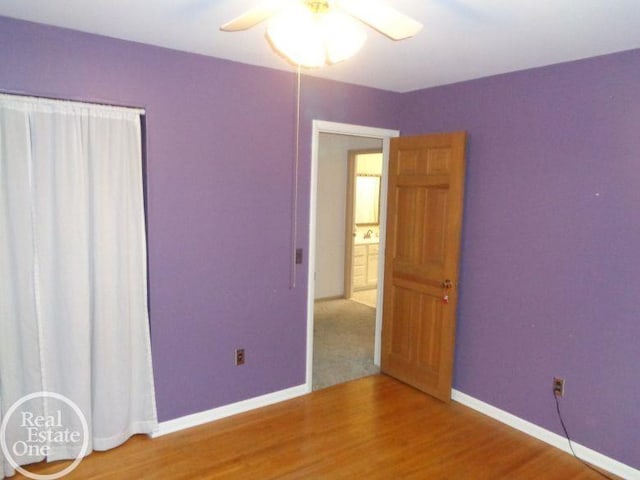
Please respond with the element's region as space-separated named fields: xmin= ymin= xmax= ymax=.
xmin=17 ymin=375 xmax=614 ymax=479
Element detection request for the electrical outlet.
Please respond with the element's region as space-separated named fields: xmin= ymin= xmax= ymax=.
xmin=553 ymin=377 xmax=565 ymax=397
xmin=235 ymin=348 xmax=245 ymax=366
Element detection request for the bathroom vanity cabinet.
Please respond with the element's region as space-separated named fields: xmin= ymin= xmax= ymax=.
xmin=352 ymin=242 xmax=378 ymax=290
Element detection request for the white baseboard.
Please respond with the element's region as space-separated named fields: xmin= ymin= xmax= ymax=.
xmin=451 ymin=389 xmax=639 ymax=480
xmin=152 ymin=383 xmax=310 ymax=438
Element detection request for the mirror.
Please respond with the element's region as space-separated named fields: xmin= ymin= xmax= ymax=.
xmin=355 ymin=175 xmax=380 ymax=225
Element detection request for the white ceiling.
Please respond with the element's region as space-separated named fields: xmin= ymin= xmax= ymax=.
xmin=1 ymin=0 xmax=639 ymax=92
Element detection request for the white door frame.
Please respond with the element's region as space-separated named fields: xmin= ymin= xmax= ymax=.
xmin=306 ymin=120 xmax=400 ymax=390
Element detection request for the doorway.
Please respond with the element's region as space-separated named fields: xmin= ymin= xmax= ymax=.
xmin=344 ymin=149 xmax=383 ymax=308
xmin=306 ymin=121 xmax=399 ymax=391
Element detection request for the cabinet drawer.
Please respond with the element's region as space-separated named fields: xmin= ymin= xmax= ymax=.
xmin=353 ymin=245 xmax=366 ymax=256
xmin=368 ymin=243 xmax=379 ymax=254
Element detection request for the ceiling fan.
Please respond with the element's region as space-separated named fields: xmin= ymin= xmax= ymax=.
xmin=221 ymin=0 xmax=423 ymax=67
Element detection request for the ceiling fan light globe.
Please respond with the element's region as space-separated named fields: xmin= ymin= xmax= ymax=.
xmin=266 ymin=2 xmax=366 ymax=68
xmin=322 ymin=11 xmax=366 ymax=64
xmin=267 ymin=5 xmax=325 ymax=67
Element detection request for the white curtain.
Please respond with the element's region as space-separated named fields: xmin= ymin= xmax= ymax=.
xmin=0 ymin=95 xmax=157 ymax=477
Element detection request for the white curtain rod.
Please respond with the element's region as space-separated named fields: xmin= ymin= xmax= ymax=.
xmin=0 ymin=92 xmax=145 ymax=115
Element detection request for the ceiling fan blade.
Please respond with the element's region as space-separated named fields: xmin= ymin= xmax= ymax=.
xmin=338 ymin=0 xmax=423 ymax=40
xmin=220 ymin=1 xmax=289 ymax=31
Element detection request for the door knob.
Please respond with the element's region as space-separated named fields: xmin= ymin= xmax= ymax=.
xmin=442 ymin=279 xmax=453 ymax=289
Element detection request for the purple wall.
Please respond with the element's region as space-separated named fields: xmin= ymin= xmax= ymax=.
xmin=0 ymin=16 xmax=401 ymax=420
xmin=1 ymin=13 xmax=638 ymax=470
xmin=401 ymin=50 xmax=640 ymax=468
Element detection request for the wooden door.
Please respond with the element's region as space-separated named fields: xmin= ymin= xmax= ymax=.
xmin=381 ymin=131 xmax=467 ymax=402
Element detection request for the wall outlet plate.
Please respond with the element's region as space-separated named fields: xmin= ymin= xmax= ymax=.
xmin=553 ymin=377 xmax=565 ymax=397
xmin=235 ymin=348 xmax=245 ymax=366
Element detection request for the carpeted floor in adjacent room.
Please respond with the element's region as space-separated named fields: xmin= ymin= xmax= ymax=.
xmin=312 ymin=298 xmax=379 ymax=390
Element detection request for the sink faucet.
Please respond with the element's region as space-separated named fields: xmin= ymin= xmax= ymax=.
xmin=364 ymin=229 xmax=374 ymax=239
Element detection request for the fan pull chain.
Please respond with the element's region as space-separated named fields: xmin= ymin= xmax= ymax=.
xmin=290 ymin=64 xmax=301 ymax=289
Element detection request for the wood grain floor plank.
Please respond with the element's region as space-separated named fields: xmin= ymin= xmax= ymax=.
xmin=15 ymin=375 xmax=616 ymax=479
